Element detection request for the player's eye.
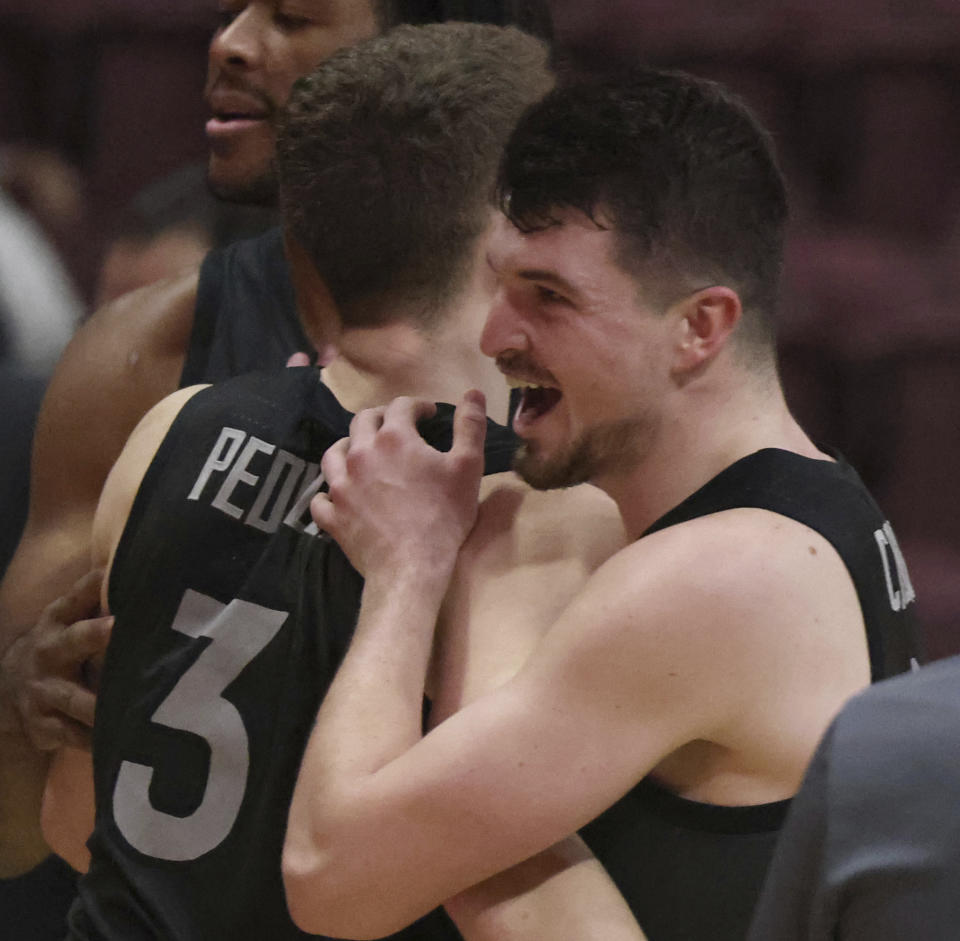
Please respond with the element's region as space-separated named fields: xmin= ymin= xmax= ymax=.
xmin=536 ymin=285 xmax=565 ymax=305
xmin=274 ymin=11 xmax=312 ymax=30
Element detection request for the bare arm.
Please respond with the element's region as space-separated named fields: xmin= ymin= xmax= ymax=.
xmin=285 ymin=530 xmax=708 ymax=938
xmin=0 ymin=571 xmax=107 ymax=875
xmin=431 ymin=477 xmax=641 ymax=941
xmin=284 ymin=396 xmax=655 ymax=939
xmin=41 ymin=746 xmax=95 ymax=873
xmin=0 ymin=271 xmax=198 ymax=723
xmin=38 ymin=384 xmax=206 ymax=876
xmin=282 ymin=396 xmax=866 ymax=939
xmin=0 ymin=277 xmax=197 ymax=875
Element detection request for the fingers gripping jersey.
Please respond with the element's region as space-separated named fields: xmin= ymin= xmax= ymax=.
xmin=70 ymin=368 xmax=517 ymax=941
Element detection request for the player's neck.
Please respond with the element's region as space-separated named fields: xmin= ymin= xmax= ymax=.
xmin=322 ymin=291 xmax=510 ymax=424
xmin=600 ymin=365 xmax=828 ymax=538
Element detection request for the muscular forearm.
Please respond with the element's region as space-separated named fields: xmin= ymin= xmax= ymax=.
xmin=283 ymin=393 xmax=493 ymax=936
xmin=0 ymin=522 xmax=90 ymax=661
xmin=298 ymin=566 xmax=449 ymax=778
xmin=285 ymin=567 xmax=451 ymax=936
xmin=0 ymin=565 xmax=107 ymax=875
xmin=0 ymin=730 xmax=52 ymax=876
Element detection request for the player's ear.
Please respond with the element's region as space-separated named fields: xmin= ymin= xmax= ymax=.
xmin=671 ymin=286 xmax=741 ymax=376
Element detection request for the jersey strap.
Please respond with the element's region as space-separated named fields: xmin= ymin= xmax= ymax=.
xmin=180 ymin=228 xmax=309 ymax=387
xmin=643 ymin=447 xmax=923 ymax=680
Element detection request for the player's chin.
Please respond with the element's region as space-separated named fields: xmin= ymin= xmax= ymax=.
xmin=206 ymin=151 xmax=278 ymax=206
xmin=513 ymin=442 xmax=577 ymax=491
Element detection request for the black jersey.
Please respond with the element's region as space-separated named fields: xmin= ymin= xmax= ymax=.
xmin=579 ymin=448 xmax=923 ymax=941
xmin=69 ymin=367 xmax=517 ymax=941
xmin=180 ymin=228 xmax=310 ymax=386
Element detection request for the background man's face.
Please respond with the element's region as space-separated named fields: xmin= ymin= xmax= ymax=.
xmin=205 ymin=0 xmax=379 ymax=204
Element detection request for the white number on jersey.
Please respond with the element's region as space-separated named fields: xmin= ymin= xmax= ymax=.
xmin=874 ymin=521 xmax=916 ymax=612
xmin=112 ymin=590 xmax=287 ymax=861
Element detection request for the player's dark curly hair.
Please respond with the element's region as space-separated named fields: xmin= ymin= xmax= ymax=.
xmin=499 ymin=68 xmax=788 ymax=351
xmin=277 ymin=23 xmax=551 ymax=328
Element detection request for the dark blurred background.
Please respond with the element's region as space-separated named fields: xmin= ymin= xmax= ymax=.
xmin=0 ymin=0 xmax=957 ymax=657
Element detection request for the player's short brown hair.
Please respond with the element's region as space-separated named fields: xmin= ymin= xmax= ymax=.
xmin=278 ymin=22 xmax=551 ymax=327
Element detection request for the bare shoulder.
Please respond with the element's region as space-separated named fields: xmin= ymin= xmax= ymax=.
xmin=84 ymin=267 xmax=199 ymax=346
xmin=583 ymin=507 xmax=867 ymax=663
xmin=31 ymin=270 xmax=200 ymax=522
xmin=51 ymin=267 xmax=199 ymax=411
xmin=0 ymin=271 xmax=201 ymax=634
xmin=92 ymin=384 xmax=208 ymax=581
xmin=549 ymin=507 xmax=871 ymax=788
xmin=472 ymin=473 xmax=627 ymax=573
xmin=430 ymin=476 xmax=626 ymax=712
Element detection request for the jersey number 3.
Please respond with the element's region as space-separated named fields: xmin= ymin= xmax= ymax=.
xmin=112 ymin=590 xmax=287 ymax=861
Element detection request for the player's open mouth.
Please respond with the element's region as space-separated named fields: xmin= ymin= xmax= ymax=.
xmin=507 ymin=377 xmax=563 ymax=432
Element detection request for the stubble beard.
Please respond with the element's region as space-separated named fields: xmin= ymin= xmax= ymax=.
xmin=513 ymin=414 xmax=659 ymax=491
xmin=207 ymin=161 xmax=279 ymax=207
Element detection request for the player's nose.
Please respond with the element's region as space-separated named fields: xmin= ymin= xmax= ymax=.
xmin=209 ymin=5 xmax=266 ymax=72
xmin=481 ymin=291 xmax=529 ymax=360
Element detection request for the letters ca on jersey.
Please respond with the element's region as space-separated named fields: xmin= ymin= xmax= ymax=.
xmin=188 ymin=426 xmax=324 ymax=535
xmin=874 ymin=520 xmax=916 ymax=613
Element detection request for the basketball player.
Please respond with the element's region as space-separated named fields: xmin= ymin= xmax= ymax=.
xmin=41 ymin=25 xmax=643 ymax=941
xmin=277 ymin=69 xmax=924 ymax=941
xmin=0 ymin=0 xmax=550 ymax=878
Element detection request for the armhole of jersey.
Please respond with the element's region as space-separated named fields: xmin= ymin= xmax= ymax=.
xmin=642 ymin=449 xmax=921 ymax=681
xmin=105 ymin=369 xmax=317 ymax=615
xmin=178 ymin=248 xmax=221 ymax=387
xmin=105 ymin=386 xmax=214 ymax=616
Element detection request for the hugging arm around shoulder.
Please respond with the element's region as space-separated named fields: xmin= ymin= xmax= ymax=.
xmin=283 ymin=498 xmax=872 ymax=938
xmin=39 ymin=385 xmax=206 ymax=877
xmin=0 ymin=278 xmax=195 ymax=874
xmin=282 ymin=525 xmax=728 ymax=939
